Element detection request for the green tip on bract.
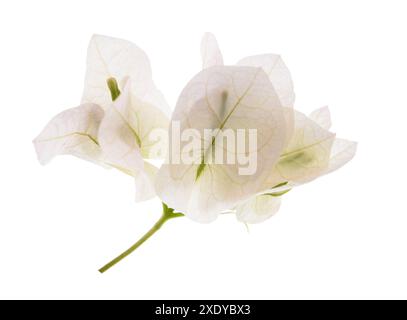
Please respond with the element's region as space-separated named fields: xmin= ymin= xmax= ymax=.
xmin=267 ymin=189 xmax=291 ymax=197
xmin=265 ymin=181 xmax=291 ymax=197
xmin=195 ymin=161 xmax=206 ymax=181
xmin=272 ymin=181 xmax=289 ymax=188
xmin=107 ymin=77 xmax=121 ymax=101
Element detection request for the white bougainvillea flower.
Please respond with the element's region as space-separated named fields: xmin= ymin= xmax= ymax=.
xmin=155 ymin=65 xmax=288 ymax=223
xmin=236 ymin=106 xmax=357 ymax=224
xmin=81 ymin=35 xmax=170 ymax=201
xmin=155 ymin=33 xmax=296 ymax=222
xmin=34 ymin=34 xmax=170 ymax=201
xmin=33 ymin=104 xmax=104 ymax=165
xmin=272 ymin=106 xmax=356 ymax=185
xmin=273 ymin=108 xmax=336 ymax=184
xmin=34 ymin=33 xmax=357 ymax=273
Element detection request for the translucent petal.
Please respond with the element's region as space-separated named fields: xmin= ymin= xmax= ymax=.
xmin=260 ymin=111 xmax=354 ymax=194
xmin=98 ymin=81 xmax=144 ymax=174
xmin=98 ymin=80 xmax=169 ymax=201
xmin=326 ymin=138 xmax=357 ymax=174
xmin=236 ymin=194 xmax=282 ymax=224
xmin=81 ymin=34 xmax=170 ymax=116
xmin=201 ymin=32 xmax=224 ymax=69
xmin=236 ymin=54 xmax=295 ymax=108
xmin=309 ymin=106 xmax=332 ymax=130
xmin=274 ymin=110 xmax=336 ymax=184
xmin=156 ymin=66 xmax=287 ymax=223
xmin=33 ymin=104 xmax=103 ymax=165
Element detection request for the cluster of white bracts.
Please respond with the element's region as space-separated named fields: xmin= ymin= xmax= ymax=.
xmin=34 ymin=34 xmax=356 ymax=224
xmin=34 ymin=35 xmax=170 ymax=202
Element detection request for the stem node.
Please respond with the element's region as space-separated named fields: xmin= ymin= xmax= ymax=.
xmin=98 ymin=203 xmax=183 ymax=273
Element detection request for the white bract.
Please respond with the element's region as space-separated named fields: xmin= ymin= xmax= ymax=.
xmin=98 ymin=78 xmax=169 ymax=201
xmin=156 ymin=65 xmax=288 ymax=223
xmin=33 ymin=103 xmax=104 ymax=165
xmin=34 ymin=35 xmax=170 ymax=201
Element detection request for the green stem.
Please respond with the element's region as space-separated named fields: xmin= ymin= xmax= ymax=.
xmin=99 ymin=203 xmax=183 ymax=273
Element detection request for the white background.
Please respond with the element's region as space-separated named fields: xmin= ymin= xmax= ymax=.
xmin=0 ymin=0 xmax=406 ymax=300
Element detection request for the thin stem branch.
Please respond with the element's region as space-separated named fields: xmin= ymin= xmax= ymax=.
xmin=99 ymin=204 xmax=183 ymax=273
